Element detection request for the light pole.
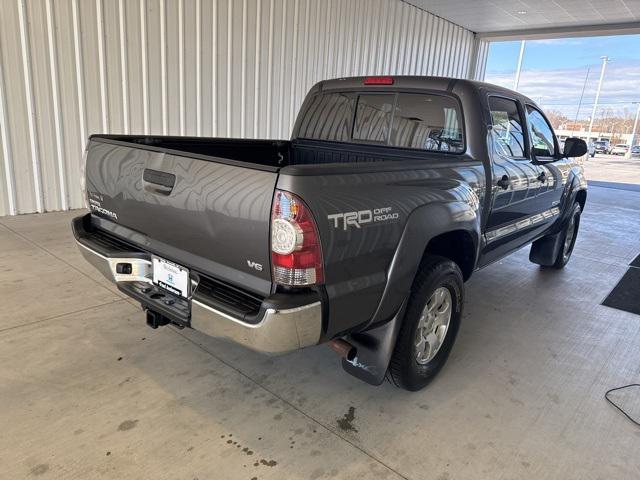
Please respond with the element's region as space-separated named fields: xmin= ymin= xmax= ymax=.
xmin=598 ymin=107 xmax=610 ymax=142
xmin=626 ymin=102 xmax=640 ymax=158
xmin=586 ymin=56 xmax=609 ymax=144
xmin=513 ymin=40 xmax=526 ymax=91
xmin=572 ymin=67 xmax=590 ymax=136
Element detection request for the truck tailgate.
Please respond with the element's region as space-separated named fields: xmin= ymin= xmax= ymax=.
xmin=84 ymin=138 xmax=278 ymax=296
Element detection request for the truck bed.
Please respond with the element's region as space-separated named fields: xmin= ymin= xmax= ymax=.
xmin=93 ymin=135 xmax=292 ymax=169
xmin=94 ymin=135 xmax=447 ymax=170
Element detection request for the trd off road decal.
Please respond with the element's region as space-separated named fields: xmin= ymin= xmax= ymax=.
xmin=328 ymin=207 xmax=399 ymax=230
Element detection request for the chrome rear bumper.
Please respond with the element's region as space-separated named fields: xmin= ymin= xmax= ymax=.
xmin=73 ymin=215 xmax=322 ymax=354
xmin=190 ymin=299 xmax=321 ymax=354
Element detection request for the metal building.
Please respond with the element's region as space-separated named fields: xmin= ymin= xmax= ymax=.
xmin=0 ymin=0 xmax=489 ymax=216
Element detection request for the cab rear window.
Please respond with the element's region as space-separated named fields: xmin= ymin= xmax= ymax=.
xmin=296 ymin=92 xmax=464 ymax=154
xmin=296 ymin=93 xmax=354 ymax=142
xmin=353 ymin=94 xmax=394 ymax=144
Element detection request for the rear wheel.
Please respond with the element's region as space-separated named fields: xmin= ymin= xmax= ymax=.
xmin=388 ymin=255 xmax=463 ymax=391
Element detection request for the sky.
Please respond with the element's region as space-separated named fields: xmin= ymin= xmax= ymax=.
xmin=484 ymin=35 xmax=640 ymax=121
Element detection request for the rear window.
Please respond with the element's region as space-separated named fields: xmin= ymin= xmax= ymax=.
xmin=296 ymin=93 xmax=354 ymax=142
xmin=353 ymin=94 xmax=394 ymax=144
xmin=296 ymin=92 xmax=464 ymax=153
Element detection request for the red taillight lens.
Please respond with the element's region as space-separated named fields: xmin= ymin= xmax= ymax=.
xmin=271 ymin=190 xmax=323 ymax=286
xmin=363 ymin=76 xmax=394 ymax=85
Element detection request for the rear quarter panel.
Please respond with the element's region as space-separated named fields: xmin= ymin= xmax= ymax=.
xmin=278 ymin=156 xmax=486 ymax=338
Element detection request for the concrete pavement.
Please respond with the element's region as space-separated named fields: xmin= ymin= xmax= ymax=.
xmin=1 ymin=184 xmax=639 ymax=480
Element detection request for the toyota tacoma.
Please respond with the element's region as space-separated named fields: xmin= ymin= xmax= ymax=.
xmin=73 ymin=76 xmax=588 ymax=391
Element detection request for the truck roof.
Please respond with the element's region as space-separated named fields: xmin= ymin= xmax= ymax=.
xmin=314 ymin=75 xmax=538 ymax=107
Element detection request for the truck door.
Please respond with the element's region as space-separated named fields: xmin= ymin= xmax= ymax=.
xmin=480 ymin=95 xmax=543 ymax=266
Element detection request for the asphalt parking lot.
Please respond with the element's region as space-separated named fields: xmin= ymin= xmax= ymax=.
xmin=584 ymin=153 xmax=640 ymax=186
xmin=1 ymin=160 xmax=639 ymax=479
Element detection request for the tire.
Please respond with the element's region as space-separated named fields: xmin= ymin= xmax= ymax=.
xmin=388 ymin=255 xmax=464 ymax=391
xmin=548 ymin=202 xmax=581 ymax=269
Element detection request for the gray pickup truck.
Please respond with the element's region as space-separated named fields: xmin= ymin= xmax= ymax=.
xmin=73 ymin=76 xmax=588 ymax=391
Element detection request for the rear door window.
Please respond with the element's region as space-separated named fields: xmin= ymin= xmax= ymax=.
xmin=391 ymin=94 xmax=463 ymax=152
xmin=488 ymin=96 xmax=526 ymax=158
xmin=353 ymin=94 xmax=395 ymax=144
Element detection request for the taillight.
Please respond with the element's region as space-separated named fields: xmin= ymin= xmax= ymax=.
xmin=271 ymin=190 xmax=323 ymax=286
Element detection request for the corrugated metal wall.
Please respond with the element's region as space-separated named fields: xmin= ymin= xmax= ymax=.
xmin=471 ymin=36 xmax=489 ymax=82
xmin=0 ymin=0 xmax=488 ymax=216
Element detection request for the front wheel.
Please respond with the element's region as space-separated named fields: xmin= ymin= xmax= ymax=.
xmin=388 ymin=255 xmax=464 ymax=391
xmin=549 ymin=202 xmax=581 ymax=269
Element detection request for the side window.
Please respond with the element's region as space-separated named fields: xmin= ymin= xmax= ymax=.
xmin=353 ymin=94 xmax=395 ymax=143
xmin=488 ymin=96 xmax=526 ymax=158
xmin=296 ymin=93 xmax=354 ymax=142
xmin=390 ymin=94 xmax=464 ymax=153
xmin=526 ymin=106 xmax=556 ymax=157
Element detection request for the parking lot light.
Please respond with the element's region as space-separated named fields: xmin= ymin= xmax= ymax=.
xmin=587 ymin=56 xmax=609 ymax=145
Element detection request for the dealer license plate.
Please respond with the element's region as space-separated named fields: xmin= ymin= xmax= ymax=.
xmin=152 ymin=256 xmax=190 ymax=298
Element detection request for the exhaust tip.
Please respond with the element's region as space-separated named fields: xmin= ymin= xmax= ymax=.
xmin=328 ymin=339 xmax=357 ymax=362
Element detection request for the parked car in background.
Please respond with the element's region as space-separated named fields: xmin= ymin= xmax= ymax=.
xmin=610 ymin=144 xmax=629 ymax=155
xmin=593 ymin=141 xmax=609 ymax=154
xmin=631 ymin=145 xmax=640 ymax=157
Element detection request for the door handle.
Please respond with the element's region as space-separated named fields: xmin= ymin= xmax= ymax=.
xmin=537 ymin=172 xmax=547 ymax=183
xmin=496 ymin=175 xmax=510 ymax=190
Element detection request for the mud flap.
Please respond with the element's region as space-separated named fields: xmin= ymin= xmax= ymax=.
xmin=341 ymin=301 xmax=406 ymax=386
xmin=529 ymin=231 xmax=563 ymax=266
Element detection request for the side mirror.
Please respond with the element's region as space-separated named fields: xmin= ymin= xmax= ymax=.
xmin=563 ymin=137 xmax=588 ymax=158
